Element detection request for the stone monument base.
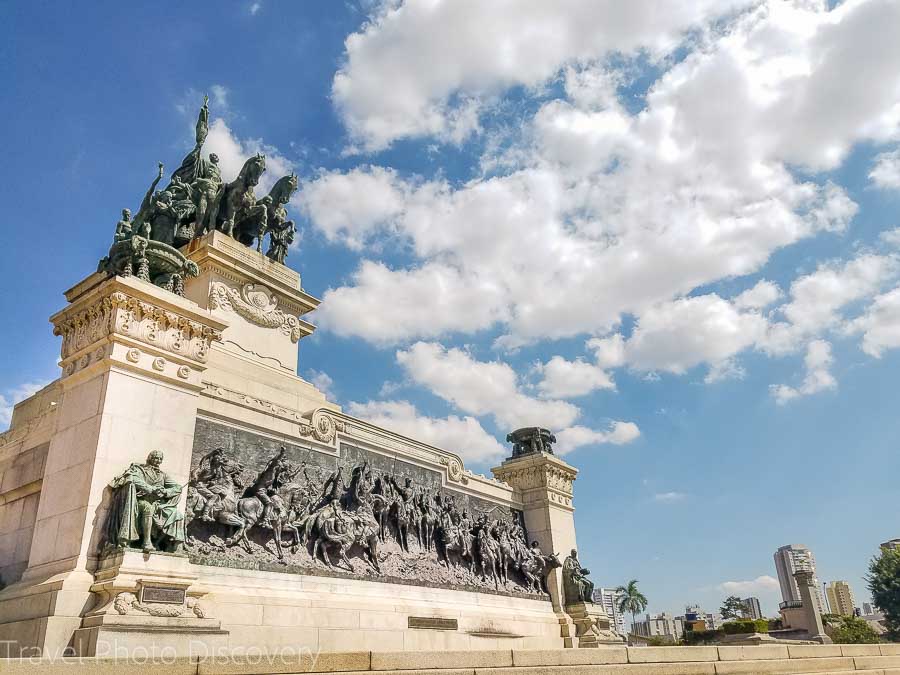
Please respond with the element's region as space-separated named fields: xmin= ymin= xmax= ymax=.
xmin=70 ymin=550 xmax=227 ymax=657
xmin=560 ymin=601 xmax=624 ymax=648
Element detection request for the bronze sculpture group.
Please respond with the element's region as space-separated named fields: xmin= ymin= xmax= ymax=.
xmin=102 ymin=444 xmax=596 ymax=602
xmin=98 ymin=97 xmax=297 ymax=296
xmin=181 ymin=446 xmax=561 ymax=595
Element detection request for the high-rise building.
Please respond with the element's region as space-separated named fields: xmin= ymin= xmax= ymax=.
xmin=774 ymin=544 xmax=826 ymax=615
xmin=632 ymin=613 xmax=684 ymax=641
xmin=825 ymin=581 xmax=856 ymax=616
xmin=680 ymin=605 xmax=723 ymax=630
xmin=862 ymin=602 xmax=880 ymax=617
xmin=742 ymin=597 xmax=763 ymax=620
xmin=593 ymin=588 xmax=627 ymax=636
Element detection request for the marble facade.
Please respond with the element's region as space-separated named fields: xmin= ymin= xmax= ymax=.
xmin=0 ymin=231 xmax=610 ymax=657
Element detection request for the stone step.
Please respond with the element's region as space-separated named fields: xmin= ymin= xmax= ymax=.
xmin=3 ymin=647 xmax=900 ymax=674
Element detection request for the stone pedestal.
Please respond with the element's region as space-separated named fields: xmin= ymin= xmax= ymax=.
xmin=795 ymin=569 xmax=832 ymax=644
xmin=493 ymin=451 xmax=614 ymax=648
xmin=560 ymin=601 xmax=622 ymax=648
xmin=493 ymin=452 xmax=578 ymax=615
xmin=71 ymin=550 xmax=226 ymax=657
xmin=0 ymin=272 xmax=226 ymax=656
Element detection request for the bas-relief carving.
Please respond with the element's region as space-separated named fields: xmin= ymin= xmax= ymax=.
xmin=183 ymin=419 xmax=555 ymax=599
xmin=208 ymin=281 xmax=303 ymax=342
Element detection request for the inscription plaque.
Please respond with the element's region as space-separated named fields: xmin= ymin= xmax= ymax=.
xmin=140 ymin=586 xmax=187 ymax=605
xmin=408 ymin=616 xmax=458 ymax=631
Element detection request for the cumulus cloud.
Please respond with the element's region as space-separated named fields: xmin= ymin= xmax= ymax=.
xmin=717 ymin=575 xmax=780 ymax=596
xmin=764 ymin=254 xmax=900 ymax=354
xmin=734 ymin=280 xmax=782 ymax=310
xmin=333 ymin=0 xmax=755 ymax=150
xmin=770 ymin=339 xmax=837 ymax=404
xmin=535 ymin=356 xmax=615 ymax=399
xmin=307 ymin=0 xmax=900 ymax=355
xmin=396 ymin=342 xmax=580 ymax=430
xmin=346 ymin=399 xmax=506 ymax=465
xmin=555 ymin=422 xmax=641 ymax=455
xmin=846 ymin=287 xmax=900 ymax=357
xmin=870 ymin=149 xmax=900 ymax=189
xmin=204 ymin=117 xmax=294 ymax=195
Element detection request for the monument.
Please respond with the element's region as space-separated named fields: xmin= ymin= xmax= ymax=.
xmin=0 ymin=99 xmax=618 ymax=657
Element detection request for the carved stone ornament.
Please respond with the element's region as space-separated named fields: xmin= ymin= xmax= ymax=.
xmin=53 ymin=289 xmax=223 ymax=369
xmin=439 ymin=456 xmax=469 ymax=485
xmin=209 ymin=281 xmax=302 ymax=342
xmin=113 ymin=592 xmax=205 ymax=618
xmin=298 ymin=409 xmax=344 ymax=444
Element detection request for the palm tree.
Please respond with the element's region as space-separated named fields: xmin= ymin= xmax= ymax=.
xmin=616 ymin=579 xmax=649 ymax=634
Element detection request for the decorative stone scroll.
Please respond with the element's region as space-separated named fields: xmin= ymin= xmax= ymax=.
xmin=209 ymin=281 xmax=303 ymax=342
xmin=184 ymin=419 xmax=556 ymax=599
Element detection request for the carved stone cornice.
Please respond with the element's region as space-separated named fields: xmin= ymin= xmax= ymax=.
xmin=208 ymin=281 xmax=308 ymax=343
xmin=492 ymin=454 xmax=578 ymax=509
xmin=51 ymin=275 xmax=226 ymax=378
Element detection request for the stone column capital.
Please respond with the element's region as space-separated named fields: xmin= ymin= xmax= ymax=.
xmin=492 ymin=452 xmax=578 ymax=511
xmin=51 ymin=274 xmax=227 ymax=389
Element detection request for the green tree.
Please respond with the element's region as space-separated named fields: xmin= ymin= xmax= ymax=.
xmin=720 ymin=595 xmax=747 ymax=620
xmin=616 ymin=579 xmax=649 ymax=632
xmin=827 ymin=615 xmax=881 ymax=644
xmin=867 ymin=546 xmax=900 ymax=640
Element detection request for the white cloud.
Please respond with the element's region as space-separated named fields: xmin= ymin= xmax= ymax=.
xmin=308 ymin=0 xmax=900 ymax=352
xmin=0 ymin=381 xmax=49 ymax=428
xmin=318 ymin=261 xmax=508 ymax=344
xmin=734 ymin=280 xmax=782 ymax=310
xmin=764 ymin=254 xmax=899 ymax=354
xmin=846 ymin=287 xmax=900 ymax=357
xmin=880 ymin=228 xmax=900 ymax=248
xmin=333 ymin=0 xmax=755 ymax=150
xmin=204 ymin=118 xmax=295 ymax=196
xmin=717 ymin=575 xmax=780 ymax=597
xmin=535 ymin=356 xmax=615 ymax=399
xmin=305 ymin=369 xmax=335 ymax=400
xmin=396 ymin=342 xmax=580 ymax=430
xmin=598 ymin=294 xmax=769 ymax=376
xmin=870 ymin=149 xmax=900 ymax=189
xmin=346 ymin=399 xmax=506 ymax=465
xmin=653 ymin=491 xmax=687 ymax=503
xmin=770 ymin=339 xmax=836 ymax=404
xmin=300 ymin=166 xmax=408 ymax=249
xmin=554 ymin=422 xmax=641 ymax=455
xmin=249 ymin=2 xmax=262 ymax=16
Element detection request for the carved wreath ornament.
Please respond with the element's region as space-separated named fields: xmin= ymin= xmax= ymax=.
xmin=209 ymin=282 xmax=302 ymax=342
xmin=113 ymin=592 xmax=205 ymax=618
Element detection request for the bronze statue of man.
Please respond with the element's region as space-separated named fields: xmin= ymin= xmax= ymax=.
xmin=105 ymin=450 xmax=185 ymax=553
xmin=562 ymin=548 xmax=595 ymax=605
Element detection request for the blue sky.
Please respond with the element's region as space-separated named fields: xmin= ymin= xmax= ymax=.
xmin=3 ymin=1 xmax=900 ymax=619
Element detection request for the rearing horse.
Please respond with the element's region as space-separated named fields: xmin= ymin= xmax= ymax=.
xmin=210 ymin=153 xmax=268 ymax=251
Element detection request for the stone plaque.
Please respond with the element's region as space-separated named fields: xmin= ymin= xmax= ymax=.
xmin=408 ymin=617 xmax=458 ymax=631
xmin=140 ymin=586 xmax=186 ymax=605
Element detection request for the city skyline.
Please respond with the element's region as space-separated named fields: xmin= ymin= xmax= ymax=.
xmin=2 ymin=0 xmax=899 ymax=619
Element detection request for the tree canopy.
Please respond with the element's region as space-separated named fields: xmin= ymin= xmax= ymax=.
xmin=867 ymin=546 xmax=900 ymax=640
